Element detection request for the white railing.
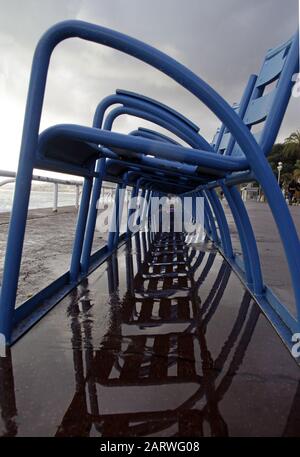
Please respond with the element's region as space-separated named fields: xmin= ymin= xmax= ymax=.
xmin=0 ymin=169 xmax=82 ymax=212
xmin=0 ymin=170 xmax=129 ymax=213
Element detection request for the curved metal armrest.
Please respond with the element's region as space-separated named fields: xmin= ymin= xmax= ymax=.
xmin=116 ymin=89 xmax=200 ymax=132
xmin=93 ymin=91 xmax=213 ymax=151
xmin=22 ymin=19 xmax=264 ymax=180
xmin=132 ymin=127 xmax=181 ymax=145
xmin=103 ymin=105 xmax=203 ymax=149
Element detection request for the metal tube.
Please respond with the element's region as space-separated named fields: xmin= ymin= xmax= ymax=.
xmin=204 ymin=189 xmax=233 ymax=258
xmin=69 ymin=178 xmax=93 ymax=283
xmin=107 ymin=184 xmax=121 ymax=251
xmin=80 ymin=159 xmax=106 ymax=273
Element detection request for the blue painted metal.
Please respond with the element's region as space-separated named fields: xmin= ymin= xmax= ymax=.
xmin=231 ymin=36 xmax=298 ymax=157
xmin=220 ymin=183 xmax=263 ymax=294
xmin=79 ymin=90 xmax=211 ymax=275
xmin=37 ymin=125 xmax=248 ymax=171
xmin=81 ymin=159 xmax=106 ymax=274
xmin=213 ymin=125 xmax=225 ymax=151
xmin=194 ymin=191 xmax=209 ymax=237
xmin=103 ymin=105 xmax=208 ymax=150
xmin=69 ymin=177 xmax=93 ymax=283
xmin=107 ymin=181 xmax=125 ymax=251
xmin=200 ymin=190 xmax=219 ymax=244
xmin=212 ymin=75 xmax=257 ymax=156
xmin=102 ymin=106 xmax=216 ymax=249
xmin=78 ymin=90 xmax=212 ymax=278
xmin=224 ymin=75 xmax=258 ymax=156
xmin=131 ymin=127 xmax=180 ymax=145
xmin=141 ymin=188 xmax=150 ymax=230
xmin=115 ymin=89 xmax=200 ymax=132
xmin=46 ymin=91 xmax=220 ymax=281
xmin=204 ymin=189 xmax=233 ymax=259
xmin=112 ymin=186 xmax=126 ymax=249
xmin=0 ymin=19 xmax=298 ymax=361
xmin=136 ymin=189 xmax=146 ymax=228
xmin=127 ymin=184 xmax=140 ymax=238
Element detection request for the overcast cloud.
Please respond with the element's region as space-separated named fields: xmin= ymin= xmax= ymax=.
xmin=0 ymin=0 xmax=298 ymax=173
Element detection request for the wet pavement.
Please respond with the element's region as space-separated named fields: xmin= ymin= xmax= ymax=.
xmin=224 ymin=200 xmax=300 ymax=316
xmin=1 ymin=228 xmax=300 ymax=437
xmin=0 ymin=207 xmax=104 ymax=306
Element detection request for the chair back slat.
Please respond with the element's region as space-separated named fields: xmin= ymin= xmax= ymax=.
xmin=256 ymin=45 xmax=290 ymax=87
xmin=218 ymin=131 xmax=231 ymax=153
xmin=231 ymin=131 xmax=262 ymax=157
xmin=244 ymin=90 xmax=276 ymax=125
xmin=213 ymin=33 xmax=298 ymax=158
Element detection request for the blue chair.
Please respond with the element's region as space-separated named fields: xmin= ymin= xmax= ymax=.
xmin=0 ymin=20 xmax=298 ymax=361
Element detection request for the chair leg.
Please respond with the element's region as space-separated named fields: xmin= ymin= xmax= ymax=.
xmin=108 ymin=184 xmax=122 ymax=251
xmin=113 ymin=183 xmax=127 ymax=248
xmin=0 ymin=161 xmax=34 ymax=343
xmin=81 ymin=159 xmax=106 ymax=274
xmin=127 ymin=185 xmax=139 ymax=238
xmin=221 ymin=183 xmax=263 ymax=294
xmin=228 ymin=184 xmax=263 ymax=295
xmin=69 ymin=177 xmax=93 ymax=283
xmin=199 ymin=191 xmax=218 ymax=243
xmin=204 ymin=189 xmax=233 ymax=257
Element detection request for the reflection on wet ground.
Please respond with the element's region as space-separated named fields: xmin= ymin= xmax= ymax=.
xmin=1 ymin=230 xmax=300 ymax=437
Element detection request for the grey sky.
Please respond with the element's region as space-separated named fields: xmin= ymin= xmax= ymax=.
xmin=0 ymin=0 xmax=298 ymax=172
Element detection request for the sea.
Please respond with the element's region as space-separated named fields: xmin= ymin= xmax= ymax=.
xmin=0 ymin=188 xmax=78 ymax=213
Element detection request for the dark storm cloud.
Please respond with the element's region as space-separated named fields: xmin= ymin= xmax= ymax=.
xmin=0 ymin=0 xmax=298 ymax=170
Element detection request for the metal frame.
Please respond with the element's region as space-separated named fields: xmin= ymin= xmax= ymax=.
xmin=0 ymin=20 xmax=298 ymax=364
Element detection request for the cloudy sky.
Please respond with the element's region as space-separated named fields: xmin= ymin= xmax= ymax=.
xmin=0 ymin=0 xmax=298 ymax=175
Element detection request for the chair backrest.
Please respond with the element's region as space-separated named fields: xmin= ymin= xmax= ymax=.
xmin=213 ymin=32 xmax=299 ymax=158
xmin=213 ymin=73 xmax=258 ymax=154
xmin=214 ymin=103 xmax=240 ymax=154
xmin=211 ymin=127 xmax=221 ymax=149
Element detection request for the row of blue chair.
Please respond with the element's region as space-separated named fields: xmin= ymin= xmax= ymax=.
xmin=0 ymin=21 xmax=298 ymax=359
